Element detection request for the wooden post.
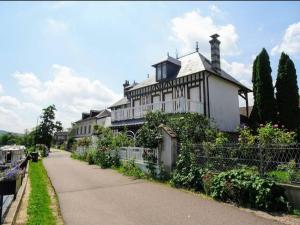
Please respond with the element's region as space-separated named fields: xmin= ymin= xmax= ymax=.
xmin=245 ymin=91 xmax=249 ymax=118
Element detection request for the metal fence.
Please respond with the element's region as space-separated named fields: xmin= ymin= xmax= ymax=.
xmin=119 ymin=147 xmax=159 ymax=164
xmin=193 ymin=143 xmax=300 ymax=183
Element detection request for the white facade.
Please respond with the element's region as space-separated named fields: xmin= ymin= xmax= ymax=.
xmin=73 ymin=110 xmax=111 ymax=139
xmin=208 ymin=75 xmax=240 ymax=131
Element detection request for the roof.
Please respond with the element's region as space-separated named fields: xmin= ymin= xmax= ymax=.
xmin=96 ymin=109 xmax=111 ymax=118
xmin=128 ymin=52 xmax=251 ymax=92
xmin=109 ymin=97 xmax=129 ymax=108
xmin=0 ymin=145 xmax=26 ymax=151
xmin=152 ymin=55 xmax=181 ymax=67
xmin=75 ymin=109 xmax=111 ymax=123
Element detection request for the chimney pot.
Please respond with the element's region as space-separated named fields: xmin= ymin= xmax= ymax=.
xmin=209 ymin=34 xmax=221 ymax=74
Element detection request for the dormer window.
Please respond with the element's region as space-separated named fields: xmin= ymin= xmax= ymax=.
xmin=153 ymin=55 xmax=181 ymax=82
xmin=157 ymin=64 xmax=162 ymax=80
xmin=162 ymin=63 xmax=167 ymax=79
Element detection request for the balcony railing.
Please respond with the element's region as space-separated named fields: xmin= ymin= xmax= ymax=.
xmin=111 ymin=98 xmax=204 ymax=122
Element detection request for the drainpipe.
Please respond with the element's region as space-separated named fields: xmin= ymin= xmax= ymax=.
xmin=206 ymin=73 xmax=211 ymax=118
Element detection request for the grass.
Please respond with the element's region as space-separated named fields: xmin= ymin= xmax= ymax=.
xmin=116 ymin=160 xmax=146 ymax=179
xmin=268 ymin=170 xmax=290 ymax=183
xmin=291 ymin=209 xmax=300 ymax=217
xmin=27 ymin=160 xmax=56 ymax=225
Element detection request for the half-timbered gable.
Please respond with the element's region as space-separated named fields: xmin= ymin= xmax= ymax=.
xmin=109 ymin=34 xmax=251 ymax=132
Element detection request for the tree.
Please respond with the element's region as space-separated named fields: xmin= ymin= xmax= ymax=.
xmin=250 ymin=48 xmax=276 ymax=125
xmin=275 ymin=52 xmax=299 ymax=130
xmin=36 ymin=104 xmax=62 ymax=148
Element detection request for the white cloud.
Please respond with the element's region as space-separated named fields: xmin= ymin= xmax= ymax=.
xmin=271 ymin=22 xmax=300 ymax=56
xmin=0 ymin=95 xmax=41 ymax=133
xmin=0 ymin=83 xmax=3 ymax=95
xmin=14 ymin=72 xmax=41 ymax=89
xmin=45 ymin=19 xmax=69 ymax=35
xmin=0 ymin=106 xmax=25 ymax=133
xmin=12 ymin=65 xmax=121 ymax=131
xmin=209 ymin=5 xmax=221 ymax=15
xmin=221 ymin=59 xmax=253 ymax=107
xmin=221 ymin=59 xmax=252 ymax=82
xmin=170 ymin=10 xmax=240 ymax=56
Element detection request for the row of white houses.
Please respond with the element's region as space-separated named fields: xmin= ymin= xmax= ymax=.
xmin=69 ymin=34 xmax=251 ymax=139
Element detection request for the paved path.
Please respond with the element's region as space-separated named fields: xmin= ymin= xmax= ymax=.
xmin=43 ymin=150 xmax=282 ymax=225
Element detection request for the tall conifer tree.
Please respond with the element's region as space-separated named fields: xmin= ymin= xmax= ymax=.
xmin=250 ymin=48 xmax=276 ymax=125
xmin=275 ymin=52 xmax=299 ymax=130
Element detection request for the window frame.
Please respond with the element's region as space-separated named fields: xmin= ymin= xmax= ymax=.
xmin=162 ymin=62 xmax=167 ymax=79
xmin=157 ymin=64 xmax=162 ymax=80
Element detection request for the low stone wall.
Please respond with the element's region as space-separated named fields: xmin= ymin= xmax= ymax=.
xmin=280 ymin=183 xmax=300 ymax=210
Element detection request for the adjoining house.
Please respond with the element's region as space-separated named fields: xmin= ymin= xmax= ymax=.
xmin=72 ymin=109 xmax=111 ymax=139
xmin=109 ymin=34 xmax=251 ymax=132
xmin=53 ymin=130 xmax=69 ymax=146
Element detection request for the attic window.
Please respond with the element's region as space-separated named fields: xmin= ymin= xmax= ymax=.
xmin=162 ymin=63 xmax=167 ymax=79
xmin=156 ymin=63 xmax=167 ymax=81
xmin=157 ymin=64 xmax=162 ymax=80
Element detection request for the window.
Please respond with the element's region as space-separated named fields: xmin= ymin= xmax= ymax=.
xmin=157 ymin=64 xmax=161 ymax=80
xmin=162 ymin=63 xmax=167 ymax=79
xmin=76 ymin=128 xmax=79 ymax=135
xmin=88 ymin=125 xmax=91 ymax=133
xmin=84 ymin=126 xmax=87 ymax=134
xmin=80 ymin=126 xmax=83 ymax=134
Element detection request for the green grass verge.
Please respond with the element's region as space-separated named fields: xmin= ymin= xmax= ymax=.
xmin=268 ymin=170 xmax=290 ymax=183
xmin=27 ymin=160 xmax=56 ymax=225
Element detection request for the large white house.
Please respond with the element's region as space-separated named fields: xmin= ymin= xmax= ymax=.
xmin=109 ymin=34 xmax=251 ymax=132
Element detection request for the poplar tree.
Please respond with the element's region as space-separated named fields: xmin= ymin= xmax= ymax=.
xmin=275 ymin=52 xmax=299 ymax=130
xmin=250 ymin=48 xmax=276 ymax=125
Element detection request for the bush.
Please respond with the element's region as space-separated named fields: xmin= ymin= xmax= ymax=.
xmin=92 ymin=147 xmax=121 ymax=169
xmin=136 ymin=112 xmax=218 ymax=148
xmin=202 ymin=171 xmax=215 ymax=195
xmin=36 ymin=144 xmax=48 ymax=157
xmin=210 ymin=169 xmax=289 ymax=212
xmin=238 ymin=123 xmax=296 ymax=146
xmin=77 ymin=137 xmax=91 ymax=147
xmin=171 ymin=141 xmax=206 ymax=191
xmin=86 ymin=148 xmax=97 ymax=165
xmin=119 ymin=160 xmax=145 ymax=179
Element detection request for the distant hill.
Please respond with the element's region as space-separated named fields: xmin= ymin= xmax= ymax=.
xmin=0 ymin=130 xmax=24 ymax=136
xmin=0 ymin=130 xmax=8 ymax=135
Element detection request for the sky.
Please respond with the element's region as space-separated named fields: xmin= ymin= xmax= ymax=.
xmin=0 ymin=1 xmax=300 ymax=133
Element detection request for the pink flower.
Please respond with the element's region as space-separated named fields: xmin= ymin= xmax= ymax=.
xmin=259 ymin=124 xmax=264 ymax=127
xmin=273 ymin=124 xmax=278 ymax=128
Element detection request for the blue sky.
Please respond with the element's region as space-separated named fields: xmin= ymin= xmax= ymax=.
xmin=0 ymin=1 xmax=300 ymax=133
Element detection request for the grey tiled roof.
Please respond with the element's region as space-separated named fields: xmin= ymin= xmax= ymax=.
xmin=152 ymin=55 xmax=181 ymax=67
xmin=130 ymin=52 xmax=251 ymax=91
xmin=75 ymin=109 xmax=110 ymax=123
xmin=109 ymin=97 xmax=129 ymax=108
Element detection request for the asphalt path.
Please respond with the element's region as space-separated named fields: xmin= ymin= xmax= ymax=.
xmin=43 ymin=150 xmax=282 ymax=225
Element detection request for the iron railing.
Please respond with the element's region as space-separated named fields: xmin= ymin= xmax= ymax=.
xmin=111 ymin=98 xmax=204 ymax=122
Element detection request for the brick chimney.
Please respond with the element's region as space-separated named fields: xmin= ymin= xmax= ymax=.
xmin=209 ymin=34 xmax=221 ymax=74
xmin=123 ymin=80 xmax=130 ymax=97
